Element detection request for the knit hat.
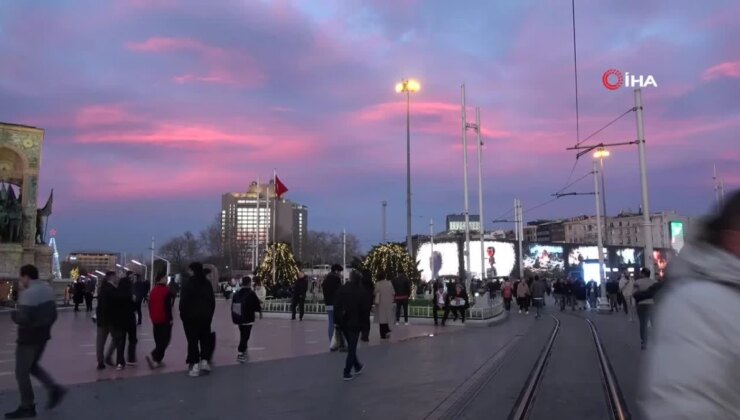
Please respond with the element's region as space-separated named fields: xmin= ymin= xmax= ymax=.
xmin=189 ymin=262 xmax=204 ymax=274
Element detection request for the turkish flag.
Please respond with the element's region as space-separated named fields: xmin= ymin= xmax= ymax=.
xmin=275 ymin=175 xmax=288 ymax=198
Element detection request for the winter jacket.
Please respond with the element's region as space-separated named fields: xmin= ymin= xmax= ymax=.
xmin=322 ymin=272 xmax=342 ymax=306
xmin=516 ymin=282 xmax=530 ymax=298
xmin=531 ymin=279 xmax=547 ymax=299
xmin=333 ymin=281 xmax=370 ymax=332
xmin=179 ymin=274 xmax=216 ymax=324
xmin=293 ymin=276 xmax=308 ymax=298
xmin=553 ymin=281 xmax=565 ymax=295
xmin=12 ymin=280 xmax=57 ymax=345
xmin=134 ymin=280 xmax=150 ymax=301
xmin=639 ymin=239 xmax=740 ymax=420
xmin=231 ymin=288 xmax=262 ymax=325
xmin=392 ymin=274 xmax=412 ymax=300
xmin=106 ymin=283 xmax=133 ymax=330
xmin=606 ymin=280 xmax=619 ymax=295
xmin=148 ymin=284 xmax=174 ymax=325
xmin=619 ymin=276 xmax=635 ymax=297
xmin=635 ymin=276 xmax=658 ymax=305
xmin=118 ymin=276 xmax=137 ymax=327
xmin=373 ymin=279 xmax=395 ymax=324
xmin=96 ymin=281 xmax=114 ymax=327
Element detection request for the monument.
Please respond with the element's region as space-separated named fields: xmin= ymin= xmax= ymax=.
xmin=0 ymin=122 xmax=54 ymax=285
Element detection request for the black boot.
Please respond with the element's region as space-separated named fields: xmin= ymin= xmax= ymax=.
xmin=5 ymin=405 xmax=36 ymax=419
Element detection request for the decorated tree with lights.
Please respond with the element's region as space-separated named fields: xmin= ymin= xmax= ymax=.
xmin=362 ymin=243 xmax=420 ymax=285
xmin=257 ymin=242 xmax=300 ymax=289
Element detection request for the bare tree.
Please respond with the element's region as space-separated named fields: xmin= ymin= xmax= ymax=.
xmin=304 ymin=230 xmax=362 ymax=267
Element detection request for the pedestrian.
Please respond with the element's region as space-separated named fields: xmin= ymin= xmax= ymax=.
xmin=96 ymin=272 xmax=121 ymax=370
xmin=134 ymin=274 xmax=149 ymax=325
xmin=586 ymin=278 xmax=599 ymax=310
xmin=145 ymin=273 xmax=174 ymax=369
xmin=531 ymin=276 xmax=547 ymax=319
xmin=334 ymin=270 xmax=369 ymax=381
xmin=253 ymin=277 xmax=266 ymax=302
xmin=84 ymin=276 xmax=95 ymax=312
xmin=640 ymin=191 xmax=740 ymax=419
xmin=516 ymin=278 xmax=530 ymax=314
xmin=606 ymin=276 xmax=619 ymax=312
xmin=179 ymin=262 xmax=216 ymax=377
xmin=322 ymin=265 xmax=343 ymax=348
xmin=5 ymin=265 xmax=66 ymax=419
xmin=360 ymin=270 xmax=374 ymax=342
xmin=373 ymin=272 xmax=395 ymax=339
xmin=117 ymin=271 xmax=138 ymax=365
xmin=72 ymin=278 xmax=85 ymax=312
xmin=442 ymin=283 xmax=469 ymax=324
xmin=634 ymin=267 xmax=658 ymax=350
xmin=575 ymin=278 xmax=588 ymax=310
xmin=291 ymin=272 xmax=308 ymax=321
xmin=432 ymin=281 xmax=446 ymax=326
xmin=231 ymin=276 xmax=262 ymax=363
xmin=619 ymin=272 xmax=636 ymax=321
xmin=502 ymin=278 xmax=513 ymax=311
xmin=552 ymin=278 xmax=564 ymax=311
xmin=392 ymin=271 xmax=411 ymax=325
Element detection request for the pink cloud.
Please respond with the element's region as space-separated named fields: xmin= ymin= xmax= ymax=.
xmin=702 ymin=61 xmax=740 ymax=81
xmin=126 ymin=37 xmax=265 ymax=87
xmin=74 ymin=104 xmax=136 ymax=127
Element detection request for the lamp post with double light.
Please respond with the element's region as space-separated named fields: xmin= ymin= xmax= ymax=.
xmin=395 ymin=78 xmax=421 ymax=257
xmin=593 ymin=147 xmax=610 ymax=245
xmin=130 ymin=260 xmax=148 ymax=287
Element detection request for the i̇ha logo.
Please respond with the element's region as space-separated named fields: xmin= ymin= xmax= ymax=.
xmin=602 ymin=69 xmax=658 ymax=90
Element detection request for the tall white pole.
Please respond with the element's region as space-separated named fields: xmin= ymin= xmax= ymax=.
xmin=593 ymin=161 xmax=610 ymax=311
xmin=342 ymin=228 xmax=347 ymax=282
xmin=430 ymin=218 xmax=435 ymax=281
xmin=405 ymin=89 xmax=413 ymax=258
xmin=272 ymin=170 xmax=277 ymax=286
xmin=461 ymin=84 xmax=471 ymax=290
xmin=382 ymin=200 xmax=388 ymax=242
xmin=255 ymin=179 xmax=260 ymax=270
xmin=475 ymin=107 xmax=485 ymax=281
xmin=516 ymin=199 xmax=524 ymax=280
xmin=635 ymin=89 xmax=654 ymax=279
xmin=150 ymin=236 xmax=155 ymax=288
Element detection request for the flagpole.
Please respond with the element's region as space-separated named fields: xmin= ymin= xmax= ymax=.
xmin=272 ymin=170 xmax=277 ymax=287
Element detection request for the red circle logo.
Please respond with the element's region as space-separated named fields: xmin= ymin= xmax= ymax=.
xmin=602 ymin=69 xmax=623 ymax=90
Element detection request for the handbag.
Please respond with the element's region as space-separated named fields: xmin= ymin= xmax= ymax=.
xmin=330 ymin=326 xmax=346 ymax=351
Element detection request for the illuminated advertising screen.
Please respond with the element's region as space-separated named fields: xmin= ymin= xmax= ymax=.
xmin=670 ymin=221 xmax=685 ymax=252
xmin=469 ymin=241 xmax=516 ymax=280
xmin=615 ymin=248 xmax=638 ymax=266
xmin=523 ymin=244 xmax=564 ymax=275
xmin=416 ymin=242 xmax=460 ymax=282
xmin=567 ymin=246 xmax=607 ymax=266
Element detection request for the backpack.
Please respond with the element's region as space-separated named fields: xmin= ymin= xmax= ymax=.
xmin=231 ymin=290 xmax=245 ymax=324
xmin=503 ymin=285 xmax=512 ymax=299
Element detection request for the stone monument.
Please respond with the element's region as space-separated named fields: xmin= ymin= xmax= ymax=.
xmin=0 ymin=122 xmax=53 ymax=283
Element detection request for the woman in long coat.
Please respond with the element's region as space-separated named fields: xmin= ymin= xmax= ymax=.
xmin=374 ymin=274 xmax=395 ymax=339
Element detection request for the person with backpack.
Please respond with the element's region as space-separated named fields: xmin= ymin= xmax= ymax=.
xmin=231 ymin=276 xmax=262 ymax=363
xmin=6 ymin=265 xmax=66 ymax=419
xmin=502 ymin=278 xmax=513 ymax=311
xmin=146 ymin=273 xmax=174 ymax=369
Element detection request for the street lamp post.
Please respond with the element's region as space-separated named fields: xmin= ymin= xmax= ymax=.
xmin=594 ymin=147 xmax=610 ymax=245
xmin=154 ymin=255 xmax=171 ymax=282
xmin=130 ymin=260 xmax=148 ymax=286
xmin=395 ymin=79 xmax=420 ymax=257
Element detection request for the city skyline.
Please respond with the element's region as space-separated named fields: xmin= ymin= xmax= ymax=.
xmin=1 ymin=0 xmax=738 ymax=256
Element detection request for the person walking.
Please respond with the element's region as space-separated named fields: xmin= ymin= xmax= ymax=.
xmin=179 ymin=262 xmax=216 ymax=377
xmin=516 ymin=278 xmax=530 ymax=314
xmin=634 ymin=268 xmax=658 ymax=350
xmin=442 ymin=283 xmax=469 ymax=324
xmin=117 ymin=271 xmax=138 ymax=365
xmin=373 ymin=273 xmax=395 ymax=339
xmin=145 ymin=273 xmax=174 ymax=369
xmin=291 ymin=272 xmax=308 ymax=321
xmin=502 ymin=278 xmax=513 ymax=312
xmin=334 ymin=270 xmax=369 ymax=381
xmin=253 ymin=278 xmax=266 ymax=303
xmin=552 ymin=278 xmax=565 ymax=311
xmin=5 ymin=265 xmax=66 ymax=419
xmin=619 ymin=272 xmax=636 ymax=321
xmin=531 ymin=276 xmax=547 ymax=319
xmin=392 ymin=271 xmax=411 ymax=325
xmin=606 ymin=276 xmax=619 ymax=312
xmin=72 ymin=278 xmax=85 ymax=312
xmin=432 ymin=281 xmax=446 ymax=326
xmin=95 ymin=272 xmax=123 ymax=370
xmin=322 ymin=265 xmax=343 ymax=348
xmin=640 ymin=191 xmax=740 ymax=419
xmin=231 ymin=276 xmax=262 ymax=363
xmin=134 ymin=274 xmax=149 ymax=325
xmin=84 ymin=276 xmax=96 ymax=312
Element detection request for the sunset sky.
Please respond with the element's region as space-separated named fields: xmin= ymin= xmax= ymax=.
xmin=1 ymin=0 xmax=738 ymax=256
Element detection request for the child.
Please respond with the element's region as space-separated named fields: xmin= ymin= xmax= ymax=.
xmin=231 ymin=276 xmax=262 ymax=363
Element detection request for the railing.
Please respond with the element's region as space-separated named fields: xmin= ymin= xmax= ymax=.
xmin=262 ymin=298 xmax=504 ymax=320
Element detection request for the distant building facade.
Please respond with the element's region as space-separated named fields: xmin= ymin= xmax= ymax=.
xmin=563 ymin=211 xmax=693 ymax=249
xmin=221 ymin=181 xmax=307 ymax=271
xmin=446 ymin=214 xmax=481 ymax=232
xmin=526 ymin=219 xmax=566 ymax=243
xmin=66 ymin=251 xmax=120 ymax=273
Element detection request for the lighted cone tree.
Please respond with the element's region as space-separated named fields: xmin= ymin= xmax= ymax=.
xmin=362 ymin=243 xmax=420 ymax=284
xmin=257 ymin=242 xmax=300 ymax=289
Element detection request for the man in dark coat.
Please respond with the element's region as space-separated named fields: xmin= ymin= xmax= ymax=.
xmin=322 ymin=264 xmax=343 ymax=346
xmin=117 ymin=271 xmax=138 ymax=365
xmin=392 ymin=272 xmax=411 ymax=325
xmin=334 ymin=270 xmax=369 ymax=381
xmin=291 ymin=272 xmax=308 ymax=321
xmin=179 ymin=262 xmax=216 ymax=377
xmin=134 ymin=274 xmax=150 ymax=325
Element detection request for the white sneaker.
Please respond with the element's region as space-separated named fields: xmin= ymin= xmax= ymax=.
xmin=199 ymin=360 xmax=211 ymax=374
xmin=519 ymin=310 xmax=522 ymax=314
xmin=188 ymin=364 xmax=200 ymax=377
xmin=395 ymin=322 xmax=399 ymax=326
xmin=237 ymin=353 xmax=247 ymax=364
xmin=404 ymin=322 xmax=409 ymax=326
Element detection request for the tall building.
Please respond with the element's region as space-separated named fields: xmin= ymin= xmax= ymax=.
xmin=446 ymin=214 xmax=481 ymax=232
xmin=526 ymin=219 xmax=566 ymax=243
xmin=66 ymin=251 xmax=120 ymax=273
xmin=221 ymin=181 xmax=308 ymax=271
xmin=563 ymin=211 xmax=693 ymax=249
